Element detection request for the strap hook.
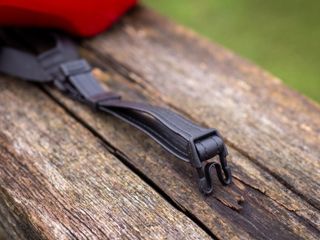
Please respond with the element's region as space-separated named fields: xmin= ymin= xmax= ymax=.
xmin=198 ymin=153 xmax=232 ymax=195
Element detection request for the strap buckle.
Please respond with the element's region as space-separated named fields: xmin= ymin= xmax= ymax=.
xmin=36 ymin=36 xmax=120 ymax=107
xmin=57 ymin=59 xmax=121 ymax=107
xmin=189 ymin=130 xmax=232 ymax=195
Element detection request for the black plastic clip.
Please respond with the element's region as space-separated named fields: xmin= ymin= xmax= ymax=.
xmin=57 ymin=59 xmax=121 ymax=107
xmin=198 ymin=150 xmax=232 ymax=195
xmin=189 ymin=130 xmax=232 ymax=195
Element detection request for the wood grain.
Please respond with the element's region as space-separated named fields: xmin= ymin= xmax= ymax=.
xmin=46 ymin=56 xmax=320 ymax=239
xmin=0 ymin=5 xmax=319 ymax=240
xmin=0 ymin=77 xmax=210 ymax=240
xmin=56 ymin=5 xmax=319 ymax=239
xmin=87 ymin=6 xmax=320 ymax=210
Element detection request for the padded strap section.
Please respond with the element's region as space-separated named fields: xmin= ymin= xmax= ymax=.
xmin=0 ymin=47 xmax=51 ymax=82
xmin=0 ymin=34 xmax=77 ymax=82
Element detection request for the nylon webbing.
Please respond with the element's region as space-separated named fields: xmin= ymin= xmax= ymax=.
xmin=0 ymin=33 xmax=232 ymax=194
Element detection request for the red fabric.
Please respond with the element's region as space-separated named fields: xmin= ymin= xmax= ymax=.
xmin=0 ymin=0 xmax=137 ymax=36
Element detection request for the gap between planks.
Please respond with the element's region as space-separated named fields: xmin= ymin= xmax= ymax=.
xmin=41 ymin=86 xmax=218 ymax=240
xmin=83 ymin=43 xmax=320 ymax=213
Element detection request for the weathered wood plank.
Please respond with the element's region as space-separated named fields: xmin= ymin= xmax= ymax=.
xmin=38 ymin=5 xmax=320 ymax=239
xmin=87 ymin=6 xmax=320 ymax=210
xmin=0 ymin=77 xmax=210 ymax=239
xmin=46 ymin=56 xmax=320 ymax=239
xmin=1 ymin=5 xmax=319 ymax=240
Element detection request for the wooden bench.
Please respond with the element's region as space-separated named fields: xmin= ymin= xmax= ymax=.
xmin=0 ymin=6 xmax=319 ymax=239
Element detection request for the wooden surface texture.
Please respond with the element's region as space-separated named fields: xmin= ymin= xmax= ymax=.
xmin=0 ymin=6 xmax=319 ymax=240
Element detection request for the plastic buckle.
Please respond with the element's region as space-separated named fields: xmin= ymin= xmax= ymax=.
xmin=60 ymin=59 xmax=91 ymax=77
xmin=188 ymin=129 xmax=232 ymax=195
xmin=58 ymin=59 xmax=121 ymax=107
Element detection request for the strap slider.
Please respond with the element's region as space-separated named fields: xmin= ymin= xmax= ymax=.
xmin=60 ymin=59 xmax=91 ymax=77
xmin=57 ymin=59 xmax=121 ymax=107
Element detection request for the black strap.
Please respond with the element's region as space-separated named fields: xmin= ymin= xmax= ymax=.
xmin=0 ymin=34 xmax=231 ymax=194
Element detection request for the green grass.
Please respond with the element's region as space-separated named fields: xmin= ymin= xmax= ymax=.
xmin=143 ymin=0 xmax=320 ymax=102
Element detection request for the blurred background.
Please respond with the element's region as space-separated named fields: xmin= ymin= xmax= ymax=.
xmin=143 ymin=0 xmax=320 ymax=102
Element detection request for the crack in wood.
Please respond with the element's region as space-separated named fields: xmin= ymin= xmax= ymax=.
xmin=83 ymin=45 xmax=320 ymax=213
xmin=41 ymin=86 xmax=219 ymax=240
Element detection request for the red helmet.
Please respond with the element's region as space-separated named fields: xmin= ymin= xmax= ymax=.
xmin=0 ymin=0 xmax=137 ymax=36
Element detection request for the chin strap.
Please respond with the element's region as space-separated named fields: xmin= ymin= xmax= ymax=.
xmin=0 ymin=33 xmax=232 ymax=194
